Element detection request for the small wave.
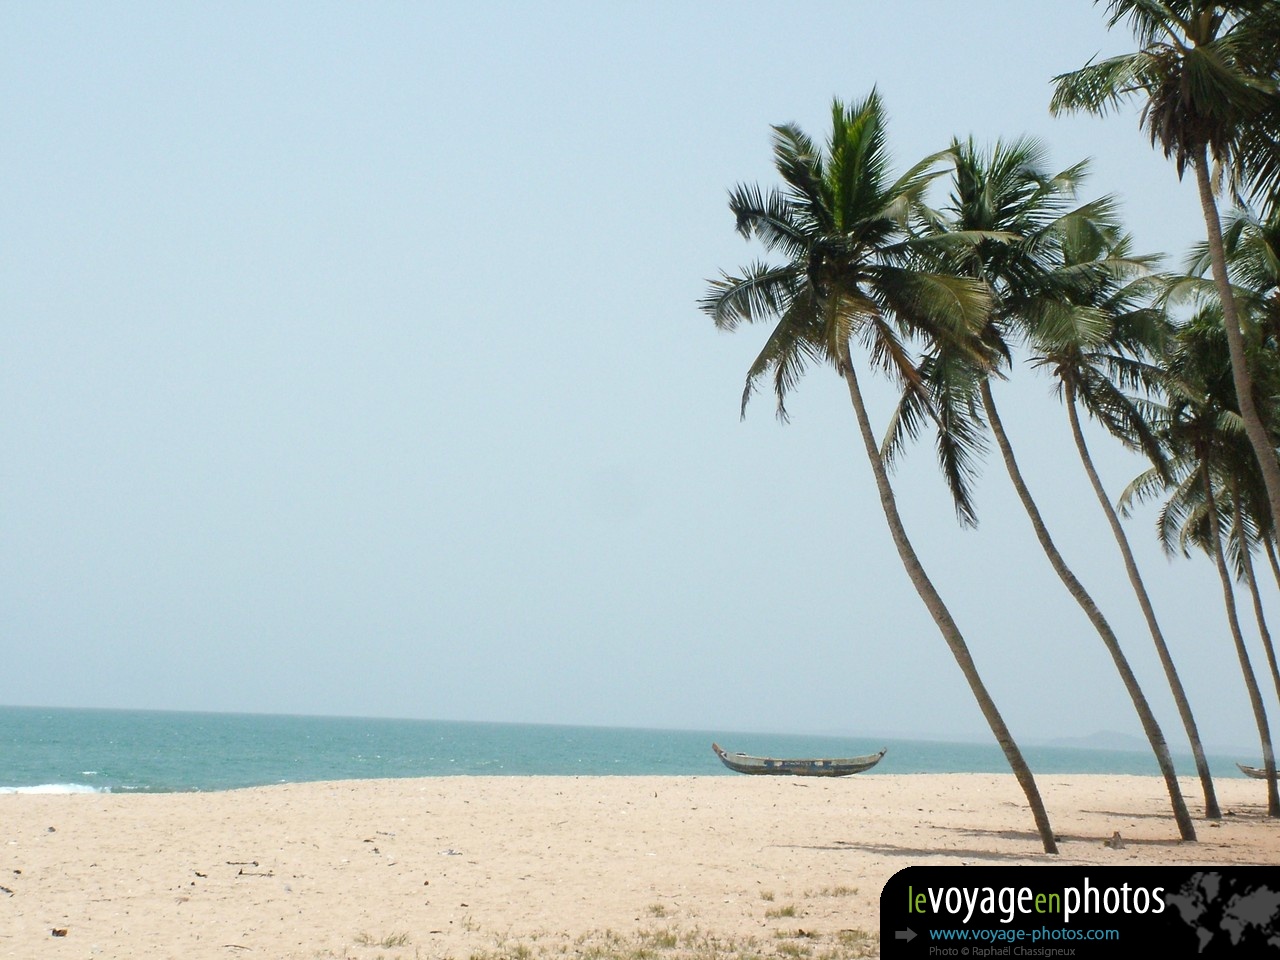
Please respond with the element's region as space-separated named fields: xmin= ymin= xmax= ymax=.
xmin=0 ymin=783 xmax=108 ymax=795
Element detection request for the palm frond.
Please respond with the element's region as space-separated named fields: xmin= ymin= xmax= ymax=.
xmin=927 ymin=350 xmax=989 ymax=527
xmin=1102 ymin=0 xmax=1193 ymax=48
xmin=738 ymin=295 xmax=826 ymax=420
xmin=700 ymin=262 xmax=799 ymax=331
xmin=880 ymin=373 xmax=935 ymax=470
xmin=860 ymin=312 xmax=924 ymax=389
xmin=726 ymin=184 xmax=811 ymax=258
xmin=827 ymin=92 xmax=892 ymax=232
xmin=1026 ymin=300 xmax=1112 ymax=352
xmin=1050 ymin=52 xmax=1162 ymax=117
xmin=1073 ymin=368 xmax=1169 ymax=474
xmin=870 ymin=266 xmax=992 ymax=347
xmin=770 ymin=123 xmax=832 ymax=236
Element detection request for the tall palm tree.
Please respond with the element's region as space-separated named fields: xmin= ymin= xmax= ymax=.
xmin=1051 ymin=0 xmax=1280 ymax=593
xmin=1224 ymin=208 xmax=1280 ymax=604
xmin=1147 ymin=425 xmax=1280 ymax=736
xmin=700 ymin=94 xmax=1059 ymax=853
xmin=1124 ymin=311 xmax=1280 ymax=815
xmin=1180 ymin=204 xmax=1280 ymax=707
xmin=1225 ymin=454 xmax=1280 ymax=708
xmin=1026 ymin=228 xmax=1221 ymax=819
xmin=1229 ymin=471 xmax=1280 ymax=717
xmin=891 ymin=140 xmax=1197 ymax=839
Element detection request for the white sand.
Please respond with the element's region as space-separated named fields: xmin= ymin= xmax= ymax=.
xmin=1 ymin=774 xmax=1276 ymax=959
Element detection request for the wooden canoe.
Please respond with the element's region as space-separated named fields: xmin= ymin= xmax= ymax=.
xmin=711 ymin=741 xmax=885 ymax=777
xmin=1237 ymin=762 xmax=1273 ymax=779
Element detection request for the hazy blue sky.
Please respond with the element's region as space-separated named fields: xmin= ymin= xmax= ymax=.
xmin=2 ymin=2 xmax=1271 ymax=751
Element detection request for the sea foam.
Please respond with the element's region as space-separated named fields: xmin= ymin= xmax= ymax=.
xmin=0 ymin=783 xmax=106 ymax=794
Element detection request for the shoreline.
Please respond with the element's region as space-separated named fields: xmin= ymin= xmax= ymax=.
xmin=3 ymin=773 xmax=1276 ymax=958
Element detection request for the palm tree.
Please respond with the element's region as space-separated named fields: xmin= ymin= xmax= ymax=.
xmin=700 ymin=94 xmax=1059 ymax=853
xmin=1180 ymin=204 xmax=1280 ymax=708
xmin=1051 ymin=1 xmax=1280 ymax=595
xmin=1226 ymin=208 xmax=1280 ymax=603
xmin=1225 ymin=452 xmax=1280 ymax=708
xmin=892 ymin=140 xmax=1196 ymax=839
xmin=1229 ymin=471 xmax=1280 ymax=718
xmin=1124 ymin=311 xmax=1280 ymax=815
xmin=1026 ymin=227 xmax=1221 ymax=819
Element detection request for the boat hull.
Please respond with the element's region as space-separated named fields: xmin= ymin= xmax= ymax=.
xmin=1237 ymin=762 xmax=1273 ymax=779
xmin=711 ymin=742 xmax=885 ymax=777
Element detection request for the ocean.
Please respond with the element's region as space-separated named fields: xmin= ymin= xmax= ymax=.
xmin=0 ymin=705 xmax=1254 ymax=794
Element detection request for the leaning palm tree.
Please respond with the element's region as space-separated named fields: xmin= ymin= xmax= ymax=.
xmin=1224 ymin=442 xmax=1280 ymax=708
xmin=1051 ymin=0 xmax=1280 ymax=587
xmin=1178 ymin=204 xmax=1280 ymax=706
xmin=1227 ymin=464 xmax=1280 ymax=719
xmin=1026 ymin=228 xmax=1221 ymax=819
xmin=891 ymin=140 xmax=1197 ymax=839
xmin=1219 ymin=208 xmax=1280 ymax=598
xmin=1151 ymin=431 xmax=1280 ymax=730
xmin=700 ymin=94 xmax=1059 ymax=853
xmin=1125 ymin=311 xmax=1280 ymax=815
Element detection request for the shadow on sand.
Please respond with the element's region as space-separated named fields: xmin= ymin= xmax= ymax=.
xmin=772 ymin=823 xmax=1194 ymax=861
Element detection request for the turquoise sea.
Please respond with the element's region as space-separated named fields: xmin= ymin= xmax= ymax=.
xmin=0 ymin=706 xmax=1255 ymax=794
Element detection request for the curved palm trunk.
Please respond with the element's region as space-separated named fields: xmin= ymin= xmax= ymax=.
xmin=1205 ymin=467 xmax=1280 ymax=816
xmin=837 ymin=346 xmax=1058 ymax=853
xmin=1229 ymin=476 xmax=1280 ymax=717
xmin=981 ymin=381 xmax=1196 ymax=841
xmin=1065 ymin=385 xmax=1220 ymax=819
xmin=1194 ymin=153 xmax=1280 ymax=547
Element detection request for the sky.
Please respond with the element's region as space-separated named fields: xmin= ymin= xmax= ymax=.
xmin=2 ymin=1 xmax=1274 ymax=753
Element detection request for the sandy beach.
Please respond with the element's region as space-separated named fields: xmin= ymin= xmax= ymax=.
xmin=2 ymin=774 xmax=1276 ymax=959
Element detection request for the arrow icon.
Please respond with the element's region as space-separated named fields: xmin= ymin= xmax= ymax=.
xmin=895 ymin=928 xmax=917 ymax=942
